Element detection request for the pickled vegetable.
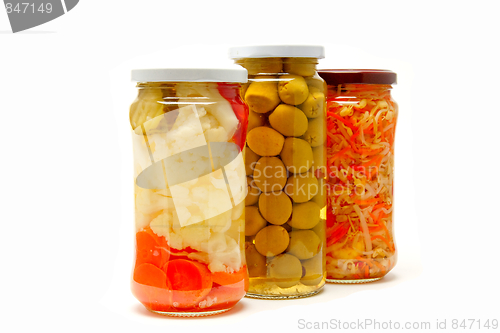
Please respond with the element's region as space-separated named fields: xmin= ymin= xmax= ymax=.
xmin=234 ymin=55 xmax=326 ymax=298
xmin=253 ymin=157 xmax=287 ymax=192
xmin=245 ymin=81 xmax=281 ymax=113
xmin=287 ymin=230 xmax=321 ymax=260
xmin=245 ymin=146 xmax=260 ymax=176
xmin=280 ymin=137 xmax=313 ymax=174
xmin=288 ymin=201 xmax=321 ymax=229
xmin=131 ymin=82 xmax=248 ymax=315
xmin=254 ymin=225 xmax=290 ymax=257
xmin=269 ymin=104 xmax=308 ymax=137
xmin=245 ymin=206 xmax=267 ymax=236
xmin=247 ymin=126 xmax=285 ymax=156
xmin=325 ymin=83 xmax=397 ymax=282
xmin=258 ymin=191 xmax=292 ymax=225
xmin=285 ymin=173 xmax=319 ymax=203
xmin=278 ymin=74 xmax=309 ymax=105
xmin=268 ymin=254 xmax=303 ymax=288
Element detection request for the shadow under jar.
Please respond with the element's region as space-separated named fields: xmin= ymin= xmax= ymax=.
xmin=318 ymin=69 xmax=398 ymax=283
xmin=129 ymin=68 xmax=249 ymax=316
xmin=230 ymin=45 xmax=327 ymax=299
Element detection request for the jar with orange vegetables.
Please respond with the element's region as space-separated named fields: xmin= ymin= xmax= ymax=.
xmin=129 ymin=68 xmax=249 ymax=316
xmin=318 ymin=70 xmax=398 ymax=283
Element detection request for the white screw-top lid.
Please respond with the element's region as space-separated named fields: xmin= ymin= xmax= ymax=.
xmin=229 ymin=45 xmax=325 ymax=59
xmin=131 ymin=68 xmax=248 ymax=83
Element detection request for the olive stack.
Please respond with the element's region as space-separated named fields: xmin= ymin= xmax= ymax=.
xmin=231 ymin=46 xmax=327 ymax=299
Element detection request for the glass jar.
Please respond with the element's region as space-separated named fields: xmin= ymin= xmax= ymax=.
xmin=230 ymin=46 xmax=327 ymax=299
xmin=318 ymin=70 xmax=398 ymax=283
xmin=129 ymin=68 xmax=249 ymax=316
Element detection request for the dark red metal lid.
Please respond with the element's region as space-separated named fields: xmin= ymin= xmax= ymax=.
xmin=318 ymin=69 xmax=397 ymax=85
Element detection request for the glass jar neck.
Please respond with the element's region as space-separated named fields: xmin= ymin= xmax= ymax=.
xmin=235 ymin=57 xmax=319 ymax=76
xmin=329 ymin=83 xmax=393 ymax=94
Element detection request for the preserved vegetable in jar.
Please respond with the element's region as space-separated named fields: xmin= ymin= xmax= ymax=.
xmin=230 ymin=45 xmax=327 ymax=299
xmin=318 ymin=70 xmax=398 ymax=283
xmin=129 ymin=68 xmax=249 ymax=316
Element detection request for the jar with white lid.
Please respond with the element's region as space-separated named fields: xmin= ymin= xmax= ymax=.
xmin=129 ymin=68 xmax=249 ymax=316
xmin=230 ymin=46 xmax=327 ymax=299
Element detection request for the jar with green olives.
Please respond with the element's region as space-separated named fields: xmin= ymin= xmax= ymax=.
xmin=230 ymin=45 xmax=327 ymax=299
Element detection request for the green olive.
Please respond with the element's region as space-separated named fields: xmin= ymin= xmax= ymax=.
xmin=284 ymin=173 xmax=319 ymax=203
xmin=283 ymin=60 xmax=316 ymax=77
xmin=298 ymin=87 xmax=325 ymax=119
xmin=268 ymin=254 xmax=303 ymax=288
xmin=311 ymin=218 xmax=326 ymax=247
xmin=288 ymin=201 xmax=321 ymax=229
xmin=305 ymin=77 xmax=326 ymax=91
xmin=245 ymin=80 xmax=281 ymax=113
xmin=247 ymin=110 xmax=267 ymax=132
xmin=253 ymin=157 xmax=288 ymax=193
xmin=280 ymin=137 xmax=313 ymax=174
xmin=301 ymin=254 xmax=325 ymax=286
xmin=245 ymin=145 xmax=261 ymax=176
xmin=269 ymin=104 xmax=308 ymax=137
xmin=245 ymin=242 xmax=268 ymax=277
xmin=243 ymin=58 xmax=283 ymax=75
xmin=258 ymin=191 xmax=292 ymax=225
xmin=278 ymin=75 xmax=309 ymax=105
xmin=301 ymin=117 xmax=326 ymax=147
xmin=247 ymin=126 xmax=285 ymax=157
xmin=255 ymin=225 xmax=290 ymax=257
xmin=311 ymin=145 xmax=326 ymax=175
xmin=245 ymin=177 xmax=260 ymax=206
xmin=310 ymin=178 xmax=326 ymax=208
xmin=245 ymin=206 xmax=267 ymax=236
xmin=287 ymin=230 xmax=321 ymax=260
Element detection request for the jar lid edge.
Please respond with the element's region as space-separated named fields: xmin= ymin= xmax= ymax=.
xmin=229 ymin=45 xmax=325 ymax=59
xmin=318 ymin=69 xmax=397 ymax=85
xmin=131 ymin=68 xmax=248 ymax=83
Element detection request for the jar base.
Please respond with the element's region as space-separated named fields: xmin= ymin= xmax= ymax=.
xmin=148 ymin=308 xmax=231 ymax=317
xmin=326 ymin=277 xmax=382 ymax=284
xmin=245 ymin=289 xmax=321 ymax=300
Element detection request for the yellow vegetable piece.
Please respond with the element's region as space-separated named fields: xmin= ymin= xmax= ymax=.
xmin=268 ymin=254 xmax=303 ymax=288
xmin=247 ymin=126 xmax=285 ymax=156
xmin=255 ymin=225 xmax=290 ymax=257
xmin=280 ymin=137 xmax=314 ymax=174
xmin=253 ymin=157 xmax=287 ymax=193
xmin=301 ymin=117 xmax=326 ymax=147
xmin=269 ymin=104 xmax=308 ymax=137
xmin=278 ymin=75 xmax=309 ymax=105
xmin=287 ymin=230 xmax=321 ymax=260
xmin=245 ymin=81 xmax=281 ymax=113
xmin=129 ymin=88 xmax=165 ymax=130
xmin=258 ymin=191 xmax=292 ymax=225
xmin=284 ymin=173 xmax=319 ymax=203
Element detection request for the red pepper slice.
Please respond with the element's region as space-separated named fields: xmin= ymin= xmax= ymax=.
xmin=327 ymin=221 xmax=351 ymax=247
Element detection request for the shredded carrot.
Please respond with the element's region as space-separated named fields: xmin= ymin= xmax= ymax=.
xmin=325 ymin=82 xmax=397 ymax=281
xmin=371 ymin=235 xmax=395 ymax=251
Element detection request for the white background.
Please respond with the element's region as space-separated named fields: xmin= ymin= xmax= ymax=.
xmin=1 ymin=1 xmax=499 ymax=332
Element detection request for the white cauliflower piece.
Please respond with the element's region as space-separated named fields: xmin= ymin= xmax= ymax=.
xmin=206 ymin=209 xmax=232 ymax=233
xmin=208 ymin=235 xmax=242 ymax=273
xmin=176 ymin=83 xmax=238 ymax=138
xmin=225 ymin=211 xmax=244 ymax=242
xmin=135 ymin=210 xmax=157 ymax=231
xmin=136 ymin=189 xmax=171 ymax=215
